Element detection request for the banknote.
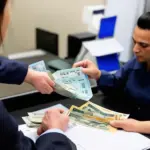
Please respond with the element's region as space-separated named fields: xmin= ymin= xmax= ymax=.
xmin=47 ymin=70 xmax=78 ymax=99
xmin=28 ymin=112 xmax=44 ymax=118
xmin=80 ymin=103 xmax=120 ymax=120
xmin=29 ymin=60 xmax=47 ymax=72
xmin=29 ymin=60 xmax=93 ymax=101
xmin=53 ymin=67 xmax=93 ymax=100
xmin=28 ymin=113 xmax=43 ymax=123
xmin=22 ymin=116 xmax=40 ymax=127
xmin=80 ymin=101 xmax=129 ymax=120
xmin=68 ymin=105 xmax=117 ymax=132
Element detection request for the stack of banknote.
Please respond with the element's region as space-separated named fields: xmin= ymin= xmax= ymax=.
xmin=68 ymin=101 xmax=129 ymax=132
xmin=22 ymin=101 xmax=129 ymax=132
xmin=29 ymin=60 xmax=93 ymax=101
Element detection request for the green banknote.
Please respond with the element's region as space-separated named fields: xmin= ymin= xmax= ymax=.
xmin=68 ymin=106 xmax=116 ymax=132
xmin=80 ymin=101 xmax=129 ymax=120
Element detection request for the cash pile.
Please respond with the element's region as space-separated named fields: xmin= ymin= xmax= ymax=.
xmin=29 ymin=60 xmax=93 ymax=101
xmin=22 ymin=112 xmax=43 ymax=128
xmin=22 ymin=101 xmax=129 ymax=132
xmin=68 ymin=101 xmax=129 ymax=132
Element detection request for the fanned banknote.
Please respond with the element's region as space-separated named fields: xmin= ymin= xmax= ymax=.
xmin=68 ymin=105 xmax=117 ymax=132
xmin=22 ymin=102 xmax=129 ymax=132
xmin=23 ymin=104 xmax=69 ymax=127
xmin=29 ymin=61 xmax=93 ymax=101
xmin=52 ymin=67 xmax=93 ymax=100
xmin=80 ymin=101 xmax=129 ymax=120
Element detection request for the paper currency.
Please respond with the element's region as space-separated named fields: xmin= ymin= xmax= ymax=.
xmin=22 ymin=116 xmax=40 ymax=127
xmin=80 ymin=101 xmax=129 ymax=120
xmin=29 ymin=61 xmax=93 ymax=101
xmin=23 ymin=104 xmax=69 ymax=127
xmin=29 ymin=60 xmax=47 ymax=72
xmin=53 ymin=67 xmax=93 ymax=100
xmin=68 ymin=105 xmax=117 ymax=132
xmin=28 ymin=113 xmax=43 ymax=123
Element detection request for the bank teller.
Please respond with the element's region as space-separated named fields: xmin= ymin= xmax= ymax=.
xmin=73 ymin=12 xmax=150 ymax=134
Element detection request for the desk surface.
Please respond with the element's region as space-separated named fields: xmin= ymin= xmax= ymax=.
xmin=0 ymin=53 xmax=58 ymax=99
xmin=9 ymin=92 xmax=150 ymax=139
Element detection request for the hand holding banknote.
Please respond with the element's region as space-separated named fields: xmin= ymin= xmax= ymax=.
xmin=110 ymin=118 xmax=141 ymax=132
xmin=25 ymin=68 xmax=55 ymax=94
xmin=73 ymin=59 xmax=101 ymax=80
xmin=37 ymin=108 xmax=69 ymax=135
xmin=29 ymin=60 xmax=93 ymax=101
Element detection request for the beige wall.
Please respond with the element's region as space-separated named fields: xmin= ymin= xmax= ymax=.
xmin=4 ymin=0 xmax=105 ymax=57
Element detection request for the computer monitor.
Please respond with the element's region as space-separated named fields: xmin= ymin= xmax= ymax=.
xmin=36 ymin=28 xmax=59 ymax=56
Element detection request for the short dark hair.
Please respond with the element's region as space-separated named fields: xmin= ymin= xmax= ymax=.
xmin=137 ymin=12 xmax=150 ymax=30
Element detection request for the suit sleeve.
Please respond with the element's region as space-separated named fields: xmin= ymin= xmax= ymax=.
xmin=0 ymin=101 xmax=75 ymax=150
xmin=0 ymin=56 xmax=28 ymax=84
xmin=36 ymin=133 xmax=73 ymax=150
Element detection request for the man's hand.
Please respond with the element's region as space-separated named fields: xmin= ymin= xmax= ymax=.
xmin=24 ymin=68 xmax=55 ymax=94
xmin=110 ymin=119 xmax=141 ymax=132
xmin=73 ymin=60 xmax=101 ymax=80
xmin=37 ymin=108 xmax=69 ymax=135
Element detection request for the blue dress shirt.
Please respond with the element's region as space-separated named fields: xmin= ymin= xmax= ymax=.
xmin=98 ymin=56 xmax=150 ymax=105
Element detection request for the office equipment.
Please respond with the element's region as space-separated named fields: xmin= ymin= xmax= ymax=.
xmin=97 ymin=16 xmax=121 ymax=72
xmin=82 ymin=5 xmax=105 ymax=34
xmin=47 ymin=32 xmax=96 ymax=71
xmin=68 ymin=32 xmax=96 ymax=59
xmin=47 ymin=59 xmax=72 ymax=70
xmin=83 ymin=38 xmax=123 ymax=72
xmin=83 ymin=38 xmax=123 ymax=57
xmin=98 ymin=16 xmax=117 ymax=39
xmin=82 ymin=5 xmax=105 ymax=25
xmin=8 ymin=49 xmax=47 ymax=60
xmin=35 ymin=28 xmax=70 ymax=70
xmin=80 ymin=15 xmax=122 ymax=72
xmin=36 ymin=28 xmax=58 ymax=56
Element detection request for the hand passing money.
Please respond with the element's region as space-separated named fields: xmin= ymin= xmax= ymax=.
xmin=29 ymin=60 xmax=93 ymax=101
xmin=26 ymin=60 xmax=129 ymax=132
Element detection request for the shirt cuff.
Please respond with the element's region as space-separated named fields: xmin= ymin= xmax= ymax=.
xmin=97 ymin=71 xmax=109 ymax=85
xmin=40 ymin=128 xmax=65 ymax=137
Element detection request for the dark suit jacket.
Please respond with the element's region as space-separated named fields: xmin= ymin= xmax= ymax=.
xmin=0 ymin=57 xmax=75 ymax=150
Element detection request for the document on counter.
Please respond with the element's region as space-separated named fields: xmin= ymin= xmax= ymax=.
xmin=65 ymin=125 xmax=150 ymax=150
xmin=19 ymin=123 xmax=150 ymax=150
